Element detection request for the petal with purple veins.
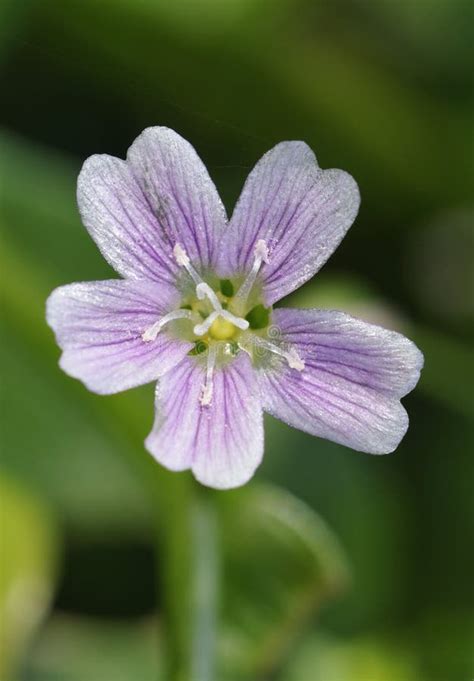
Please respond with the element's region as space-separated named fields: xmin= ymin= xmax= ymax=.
xmin=258 ymin=308 xmax=423 ymax=454
xmin=127 ymin=127 xmax=228 ymax=273
xmin=146 ymin=353 xmax=264 ymax=489
xmin=220 ymin=141 xmax=360 ymax=304
xmin=77 ymin=155 xmax=179 ymax=283
xmin=46 ymin=279 xmax=192 ymax=395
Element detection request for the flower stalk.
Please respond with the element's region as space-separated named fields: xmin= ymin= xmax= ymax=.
xmin=155 ymin=470 xmax=219 ymax=681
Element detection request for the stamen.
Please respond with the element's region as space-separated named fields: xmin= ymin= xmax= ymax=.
xmin=200 ymin=344 xmax=217 ymax=407
xmin=234 ymin=239 xmax=269 ymax=302
xmin=142 ymin=309 xmax=194 ymax=342
xmin=257 ymin=337 xmax=305 ymax=371
xmin=196 ymin=282 xmax=222 ymax=310
xmin=173 ymin=243 xmax=203 ymax=285
xmin=220 ymin=310 xmax=249 ymax=330
xmin=195 ymin=282 xmax=249 ymax=335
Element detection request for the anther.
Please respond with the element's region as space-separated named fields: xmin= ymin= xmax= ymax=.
xmin=255 ymin=239 xmax=270 ymax=264
xmin=286 ymin=347 xmax=306 ymax=371
xmin=173 ymin=243 xmax=190 ymax=267
xmin=256 ymin=337 xmax=305 ymax=371
xmin=173 ymin=243 xmax=203 ymax=286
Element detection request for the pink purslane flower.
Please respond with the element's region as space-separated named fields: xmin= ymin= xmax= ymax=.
xmin=46 ymin=127 xmax=424 ymax=489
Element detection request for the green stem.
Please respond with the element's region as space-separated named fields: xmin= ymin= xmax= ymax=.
xmin=190 ymin=486 xmax=219 ymax=681
xmin=154 ymin=471 xmax=219 ymax=681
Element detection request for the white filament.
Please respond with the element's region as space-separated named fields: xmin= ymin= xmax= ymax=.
xmin=142 ymin=309 xmax=194 ymax=342
xmin=200 ymin=344 xmax=217 ymax=406
xmin=234 ymin=239 xmax=269 ymax=302
xmin=196 ymin=282 xmax=221 ymax=309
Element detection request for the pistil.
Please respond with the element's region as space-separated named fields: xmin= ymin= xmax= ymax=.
xmin=193 ymin=282 xmax=249 ymax=336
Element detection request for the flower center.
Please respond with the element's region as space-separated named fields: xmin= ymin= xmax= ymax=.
xmin=192 ymin=282 xmax=248 ymax=337
xmin=208 ymin=316 xmax=238 ymax=340
xmin=141 ymin=242 xmax=304 ymax=406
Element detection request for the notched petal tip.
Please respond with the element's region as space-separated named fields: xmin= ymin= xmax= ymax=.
xmin=191 ymin=459 xmax=261 ymax=490
xmin=126 ymin=125 xmax=228 ymax=273
xmin=145 ymin=355 xmax=264 ymax=490
xmin=221 ymin=141 xmax=362 ymax=305
xmin=259 ymin=308 xmax=421 ymax=456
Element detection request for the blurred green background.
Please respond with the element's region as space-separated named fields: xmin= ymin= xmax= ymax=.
xmin=1 ymin=1 xmax=473 ymax=679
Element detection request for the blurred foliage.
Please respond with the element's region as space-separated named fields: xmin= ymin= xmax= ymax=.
xmin=1 ymin=0 xmax=473 ymax=678
xmin=25 ymin=615 xmax=160 ymax=681
xmin=19 ymin=484 xmax=348 ymax=681
xmin=282 ymin=634 xmax=421 ymax=681
xmin=0 ymin=475 xmax=59 ymax=680
xmin=218 ymin=484 xmax=348 ymax=679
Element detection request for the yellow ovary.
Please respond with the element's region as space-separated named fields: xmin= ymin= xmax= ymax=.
xmin=209 ymin=317 xmax=237 ymax=340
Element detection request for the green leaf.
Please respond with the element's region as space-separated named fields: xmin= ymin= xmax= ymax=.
xmin=0 ymin=474 xmax=60 ymax=680
xmin=217 ymin=484 xmax=349 ymax=680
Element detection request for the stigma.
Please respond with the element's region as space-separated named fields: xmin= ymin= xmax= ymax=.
xmin=193 ymin=282 xmax=248 ymax=336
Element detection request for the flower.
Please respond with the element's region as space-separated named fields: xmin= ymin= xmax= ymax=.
xmin=46 ymin=127 xmax=424 ymax=489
